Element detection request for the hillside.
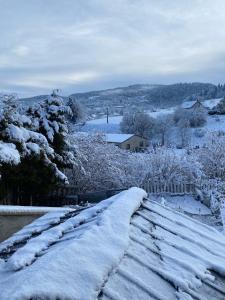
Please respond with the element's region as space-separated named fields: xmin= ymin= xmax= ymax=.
xmin=19 ymin=83 xmax=225 ymax=117
xmin=70 ymin=83 xmax=219 ymax=114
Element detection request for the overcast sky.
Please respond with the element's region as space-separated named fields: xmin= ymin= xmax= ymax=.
xmin=1 ymin=0 xmax=225 ymax=97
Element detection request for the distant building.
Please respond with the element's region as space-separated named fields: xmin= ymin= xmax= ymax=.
xmin=181 ymin=98 xmax=222 ymax=113
xmin=182 ymin=99 xmax=208 ymax=113
xmin=105 ymin=133 xmax=149 ymax=151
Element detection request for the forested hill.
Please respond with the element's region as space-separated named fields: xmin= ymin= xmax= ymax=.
xmin=19 ymin=83 xmax=225 ymax=112
xmin=70 ymin=83 xmax=225 ymax=108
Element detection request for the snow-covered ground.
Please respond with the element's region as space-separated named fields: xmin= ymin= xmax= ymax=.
xmin=150 ymin=194 xmax=224 ymax=232
xmin=204 ymin=114 xmax=225 ymax=131
xmin=79 ymin=98 xmax=225 ymax=138
xmin=87 ymin=107 xmax=176 ymax=125
xmin=85 ymin=98 xmax=222 ymax=127
xmin=150 ymin=194 xmax=211 ymax=215
xmin=87 ymin=116 xmax=122 ymax=125
xmin=148 ymin=107 xmax=175 ymax=117
xmin=80 ymin=107 xmax=176 ymax=133
xmin=163 ymin=114 xmax=225 ymax=148
xmin=187 ymin=115 xmax=225 ymax=147
xmin=80 ymin=122 xmax=121 ymax=134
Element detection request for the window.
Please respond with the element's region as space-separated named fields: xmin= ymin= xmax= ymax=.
xmin=140 ymin=141 xmax=144 ymax=147
xmin=126 ymin=143 xmax=130 ymax=150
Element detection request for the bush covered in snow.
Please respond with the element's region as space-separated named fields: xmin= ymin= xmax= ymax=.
xmin=67 ymin=97 xmax=85 ymax=124
xmin=68 ymin=133 xmax=150 ymax=192
xmin=197 ymin=133 xmax=225 ymax=181
xmin=68 ymin=134 xmax=203 ymax=193
xmin=143 ymin=148 xmax=202 ymax=185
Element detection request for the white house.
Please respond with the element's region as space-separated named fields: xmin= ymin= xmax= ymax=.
xmin=105 ymin=133 xmax=149 ymax=151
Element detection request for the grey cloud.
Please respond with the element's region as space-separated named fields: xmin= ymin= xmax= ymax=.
xmin=0 ymin=0 xmax=225 ymax=97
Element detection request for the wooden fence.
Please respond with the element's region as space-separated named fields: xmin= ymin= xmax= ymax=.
xmin=142 ymin=182 xmax=196 ymax=195
xmin=141 ymin=181 xmax=215 ymax=195
xmin=0 ymin=180 xmax=216 ymax=206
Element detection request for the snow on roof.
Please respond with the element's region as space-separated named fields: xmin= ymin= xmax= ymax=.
xmin=1 ymin=188 xmax=225 ymax=299
xmin=75 ymin=132 xmax=136 ymax=143
xmin=182 ymin=98 xmax=223 ymax=109
xmin=0 ymin=205 xmax=72 ymax=215
xmin=105 ymin=133 xmax=134 ymax=143
xmin=0 ymin=187 xmax=146 ymax=299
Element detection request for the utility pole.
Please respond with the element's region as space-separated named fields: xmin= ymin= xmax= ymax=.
xmin=106 ymin=107 xmax=109 ymax=124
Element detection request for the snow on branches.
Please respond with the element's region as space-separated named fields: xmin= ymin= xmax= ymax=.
xmin=68 ymin=133 xmax=202 ymax=193
xmin=68 ymin=133 xmax=150 ymax=192
xmin=0 ymin=142 xmax=20 ymax=166
xmin=0 ymin=92 xmax=75 ymax=188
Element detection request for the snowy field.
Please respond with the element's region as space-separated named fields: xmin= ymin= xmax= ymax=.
xmin=87 ymin=107 xmax=176 ymax=125
xmin=80 ymin=114 xmax=225 ymax=144
xmin=159 ymin=114 xmax=225 ymax=148
xmin=80 ymin=122 xmax=121 ymax=133
xmin=87 ymin=116 xmax=122 ymax=125
xmin=148 ymin=107 xmax=175 ymax=117
xmin=79 ymin=108 xmax=176 ymax=133
xmin=189 ymin=115 xmax=225 ymax=147
xmin=79 ymin=98 xmax=225 ymax=138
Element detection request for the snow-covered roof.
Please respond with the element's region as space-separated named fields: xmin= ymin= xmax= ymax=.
xmin=75 ymin=132 xmax=136 ymax=143
xmin=105 ymin=133 xmax=135 ymax=143
xmin=1 ymin=188 xmax=225 ymax=299
xmin=0 ymin=205 xmax=72 ymax=215
xmin=182 ymin=98 xmax=222 ymax=109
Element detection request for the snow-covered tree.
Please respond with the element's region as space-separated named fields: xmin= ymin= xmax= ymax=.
xmin=143 ymin=148 xmax=202 ymax=185
xmin=154 ymin=115 xmax=173 ymax=146
xmin=0 ymin=92 xmax=75 ymax=203
xmin=28 ymin=90 xmax=76 ymax=171
xmin=174 ymin=107 xmax=206 ymax=128
xmin=68 ymin=133 xmax=152 ymax=192
xmin=177 ymin=116 xmax=191 ymax=148
xmin=120 ymin=111 xmax=155 ymax=138
xmin=67 ymin=97 xmax=85 ymax=123
xmin=189 ymin=110 xmax=207 ymax=127
xmin=0 ymin=142 xmax=20 ymax=174
xmin=68 ymin=133 xmax=126 ymax=192
xmin=197 ymin=133 xmax=225 ymax=180
xmin=68 ymin=134 xmax=202 ymax=193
